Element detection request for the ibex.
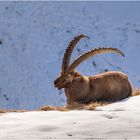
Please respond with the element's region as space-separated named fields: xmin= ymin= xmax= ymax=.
xmin=54 ymin=34 xmax=132 ymax=104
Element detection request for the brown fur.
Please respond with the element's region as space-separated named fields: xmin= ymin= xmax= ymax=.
xmin=54 ymin=34 xmax=132 ymax=105
xmin=60 ymin=71 xmax=132 ymax=104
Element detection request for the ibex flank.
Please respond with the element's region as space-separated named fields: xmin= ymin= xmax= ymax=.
xmin=54 ymin=34 xmax=132 ymax=105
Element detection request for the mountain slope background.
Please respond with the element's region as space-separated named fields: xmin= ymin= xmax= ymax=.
xmin=0 ymin=2 xmax=140 ymax=109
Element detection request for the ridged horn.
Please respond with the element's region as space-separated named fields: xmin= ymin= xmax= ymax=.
xmin=61 ymin=34 xmax=89 ymax=73
xmin=67 ymin=47 xmax=125 ymax=72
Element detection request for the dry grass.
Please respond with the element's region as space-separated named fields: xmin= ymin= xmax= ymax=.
xmin=40 ymin=102 xmax=108 ymax=111
xmin=0 ymin=109 xmax=6 ymax=113
xmin=0 ymin=109 xmax=29 ymax=114
xmin=40 ymin=106 xmax=69 ymax=111
xmin=132 ymin=88 xmax=140 ymax=96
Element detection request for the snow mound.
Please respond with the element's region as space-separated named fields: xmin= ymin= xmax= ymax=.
xmin=0 ymin=95 xmax=140 ymax=139
xmin=96 ymin=95 xmax=140 ymax=111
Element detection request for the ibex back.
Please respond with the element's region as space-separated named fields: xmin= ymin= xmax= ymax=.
xmin=54 ymin=34 xmax=132 ymax=104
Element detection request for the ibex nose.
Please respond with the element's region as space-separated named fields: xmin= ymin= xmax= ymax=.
xmin=54 ymin=80 xmax=57 ymax=86
xmin=54 ymin=79 xmax=58 ymax=87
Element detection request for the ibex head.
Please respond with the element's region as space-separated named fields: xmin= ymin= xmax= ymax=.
xmin=54 ymin=34 xmax=87 ymax=89
xmin=54 ymin=72 xmax=73 ymax=89
xmin=54 ymin=34 xmax=125 ymax=90
xmin=54 ymin=72 xmax=78 ymax=90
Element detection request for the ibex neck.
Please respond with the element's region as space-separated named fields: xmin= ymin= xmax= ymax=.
xmin=65 ymin=75 xmax=90 ymax=104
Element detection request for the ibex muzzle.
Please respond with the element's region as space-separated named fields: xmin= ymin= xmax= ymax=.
xmin=54 ymin=34 xmax=132 ymax=104
xmin=54 ymin=73 xmax=73 ymax=90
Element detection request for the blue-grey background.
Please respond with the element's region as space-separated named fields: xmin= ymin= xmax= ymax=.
xmin=0 ymin=1 xmax=140 ymax=109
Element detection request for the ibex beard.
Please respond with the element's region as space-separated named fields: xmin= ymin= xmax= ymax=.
xmin=54 ymin=34 xmax=132 ymax=105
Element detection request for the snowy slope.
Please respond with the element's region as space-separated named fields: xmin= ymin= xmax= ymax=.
xmin=0 ymin=2 xmax=140 ymax=109
xmin=0 ymin=95 xmax=140 ymax=139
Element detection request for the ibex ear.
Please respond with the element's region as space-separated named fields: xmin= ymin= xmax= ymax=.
xmin=74 ymin=72 xmax=81 ymax=77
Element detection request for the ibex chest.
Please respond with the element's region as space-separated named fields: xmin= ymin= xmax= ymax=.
xmin=65 ymin=76 xmax=90 ymax=104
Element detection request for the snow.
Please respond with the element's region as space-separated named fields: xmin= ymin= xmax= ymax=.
xmin=0 ymin=95 xmax=140 ymax=139
xmin=0 ymin=2 xmax=140 ymax=109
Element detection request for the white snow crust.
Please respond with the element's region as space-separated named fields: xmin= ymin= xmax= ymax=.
xmin=0 ymin=95 xmax=140 ymax=139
